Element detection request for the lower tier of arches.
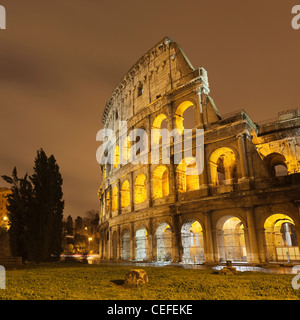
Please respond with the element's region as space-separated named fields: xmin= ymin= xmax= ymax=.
xmin=99 ymin=206 xmax=300 ymax=264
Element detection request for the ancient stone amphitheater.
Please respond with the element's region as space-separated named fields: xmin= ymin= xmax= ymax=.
xmin=98 ymin=37 xmax=300 ymax=265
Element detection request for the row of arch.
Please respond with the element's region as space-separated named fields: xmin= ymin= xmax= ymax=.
xmin=102 ymin=149 xmax=290 ymax=216
xmin=106 ymin=213 xmax=300 ymax=263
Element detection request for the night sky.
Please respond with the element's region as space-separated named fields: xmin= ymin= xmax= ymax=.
xmin=0 ymin=0 xmax=299 ymax=219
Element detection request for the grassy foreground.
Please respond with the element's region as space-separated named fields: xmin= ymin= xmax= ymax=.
xmin=0 ymin=262 xmax=299 ymax=300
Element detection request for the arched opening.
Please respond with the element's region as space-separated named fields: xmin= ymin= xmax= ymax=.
xmin=112 ymin=186 xmax=118 ymax=212
xmin=134 ymin=173 xmax=147 ymax=204
xmin=152 ymin=166 xmax=169 ymax=199
xmin=175 ymin=101 xmax=197 ymax=133
xmin=112 ymin=231 xmax=118 ymax=260
xmin=122 ymin=230 xmax=130 ymax=260
xmin=152 ymin=114 xmax=168 ymax=145
xmin=121 ymin=180 xmax=130 ymax=208
xmin=210 ymin=147 xmax=237 ymax=186
xmin=217 ymin=216 xmax=247 ymax=262
xmin=263 ymin=153 xmax=288 ymax=177
xmin=264 ymin=214 xmax=300 ymax=262
xmin=113 ymin=145 xmax=119 ymax=169
xmin=136 ymin=227 xmax=148 ymax=261
xmin=181 ymin=220 xmax=204 ymax=264
xmin=177 ymin=157 xmax=200 ymax=192
xmin=156 ymin=222 xmax=172 ymax=262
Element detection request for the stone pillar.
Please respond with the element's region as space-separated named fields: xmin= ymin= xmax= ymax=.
xmin=172 ymin=214 xmax=182 ymax=263
xmin=257 ymin=227 xmax=267 ymax=263
xmin=147 ymin=164 xmax=153 ymax=207
xmin=118 ymin=180 xmax=121 ymax=215
xmin=148 ymin=218 xmax=154 ymax=261
xmin=204 ymin=212 xmax=214 ymax=263
xmin=130 ymin=172 xmax=134 ymax=212
xmin=117 ymin=225 xmax=121 ymax=260
xmin=108 ymin=186 xmax=112 ymax=218
xmin=237 ymin=133 xmax=249 ymax=180
xmin=108 ymin=227 xmax=112 ymax=260
xmin=130 ymin=222 xmax=135 ymax=260
xmin=245 ymin=207 xmax=259 ymax=263
xmin=211 ymin=227 xmax=219 ymax=262
xmin=195 ymin=87 xmax=204 ymax=129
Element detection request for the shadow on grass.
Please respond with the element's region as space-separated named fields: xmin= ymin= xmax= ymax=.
xmin=110 ymin=279 xmax=125 ymax=286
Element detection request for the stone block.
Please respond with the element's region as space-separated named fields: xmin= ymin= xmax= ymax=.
xmin=124 ymin=269 xmax=148 ymax=286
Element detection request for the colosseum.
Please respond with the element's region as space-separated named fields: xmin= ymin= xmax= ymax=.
xmin=98 ymin=36 xmax=300 ymax=265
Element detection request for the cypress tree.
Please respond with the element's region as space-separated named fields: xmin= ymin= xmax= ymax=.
xmin=2 ymin=149 xmax=64 ymax=263
xmin=30 ymin=149 xmax=64 ymax=262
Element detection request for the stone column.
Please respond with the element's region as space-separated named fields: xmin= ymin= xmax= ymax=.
xmin=211 ymin=228 xmax=219 ymax=262
xmin=204 ymin=212 xmax=214 ymax=262
xmin=118 ymin=180 xmax=121 ymax=215
xmin=108 ymin=186 xmax=112 ymax=219
xmin=108 ymin=227 xmax=112 ymax=260
xmin=148 ymin=218 xmax=154 ymax=261
xmin=195 ymin=87 xmax=204 ymax=129
xmin=130 ymin=222 xmax=135 ymax=260
xmin=117 ymin=225 xmax=121 ymax=260
xmin=130 ymin=172 xmax=134 ymax=212
xmin=237 ymin=133 xmax=249 ymax=180
xmin=245 ymin=206 xmax=259 ymax=263
xmin=172 ymin=214 xmax=182 ymax=263
xmin=257 ymin=227 xmax=267 ymax=263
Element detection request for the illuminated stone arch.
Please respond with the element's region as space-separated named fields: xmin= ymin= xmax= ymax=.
xmin=263 ymin=152 xmax=288 ymax=177
xmin=155 ymin=222 xmax=172 ymax=262
xmin=152 ymin=113 xmax=168 ymax=145
xmin=135 ymin=226 xmax=148 ymax=261
xmin=210 ymin=147 xmax=238 ymax=186
xmin=121 ymin=180 xmax=130 ymax=208
xmin=264 ymin=213 xmax=300 ymax=262
xmin=112 ymin=186 xmax=118 ymax=212
xmin=177 ymin=157 xmax=200 ymax=192
xmin=121 ymin=229 xmax=131 ymax=260
xmin=216 ymin=215 xmax=247 ymax=262
xmin=181 ymin=219 xmax=205 ymax=264
xmin=174 ymin=100 xmax=197 ymax=133
xmin=152 ymin=166 xmax=169 ymax=199
xmin=134 ymin=173 xmax=147 ymax=204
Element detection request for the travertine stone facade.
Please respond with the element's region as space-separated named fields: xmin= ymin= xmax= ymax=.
xmin=98 ymin=37 xmax=300 ymax=264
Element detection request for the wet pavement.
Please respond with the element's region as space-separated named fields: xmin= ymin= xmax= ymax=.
xmin=61 ymin=255 xmax=299 ymax=274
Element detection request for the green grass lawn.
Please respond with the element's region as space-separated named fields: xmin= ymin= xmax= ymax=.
xmin=0 ymin=262 xmax=299 ymax=300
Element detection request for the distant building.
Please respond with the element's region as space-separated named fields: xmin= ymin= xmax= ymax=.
xmin=0 ymin=187 xmax=11 ymax=229
xmin=98 ymin=37 xmax=300 ymax=264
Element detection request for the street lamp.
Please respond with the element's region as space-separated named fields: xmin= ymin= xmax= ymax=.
xmin=88 ymin=237 xmax=93 ymax=254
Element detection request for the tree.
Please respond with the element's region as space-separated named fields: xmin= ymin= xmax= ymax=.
xmin=2 ymin=149 xmax=64 ymax=263
xmin=75 ymin=216 xmax=83 ymax=233
xmin=30 ymin=149 xmax=64 ymax=262
xmin=65 ymin=215 xmax=74 ymax=236
xmin=2 ymin=168 xmax=32 ymax=262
